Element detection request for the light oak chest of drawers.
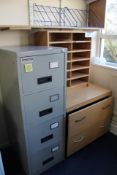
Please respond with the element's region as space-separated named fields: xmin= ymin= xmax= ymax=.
xmin=67 ymin=83 xmax=113 ymax=156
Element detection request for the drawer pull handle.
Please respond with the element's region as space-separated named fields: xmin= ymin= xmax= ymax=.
xmin=74 ymin=116 xmax=86 ymax=123
xmin=102 ymin=104 xmax=111 ymax=110
xmin=37 ymin=76 xmax=52 ymax=85
xmin=39 ymin=108 xmax=53 ymax=117
xmin=73 ymin=136 xmax=85 ymax=143
xmin=41 ymin=134 xmax=53 ymax=143
xmin=99 ymin=125 xmax=105 ymax=128
xmin=42 ymin=156 xmax=54 ymax=165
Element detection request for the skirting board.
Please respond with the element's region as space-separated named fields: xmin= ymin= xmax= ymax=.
xmin=110 ymin=123 xmax=117 ymax=136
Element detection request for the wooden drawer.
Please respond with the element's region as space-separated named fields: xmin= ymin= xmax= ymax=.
xmin=67 ymin=123 xmax=105 ymax=156
xmin=68 ymin=97 xmax=113 ymax=137
xmin=67 ymin=96 xmax=113 ymax=156
xmin=67 ymin=126 xmax=99 ymax=156
xmin=98 ymin=97 xmax=113 ymax=130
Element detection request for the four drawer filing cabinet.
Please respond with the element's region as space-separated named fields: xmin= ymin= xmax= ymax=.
xmin=0 ymin=46 xmax=67 ymax=175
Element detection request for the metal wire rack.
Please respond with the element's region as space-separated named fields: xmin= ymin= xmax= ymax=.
xmin=33 ymin=3 xmax=102 ymax=28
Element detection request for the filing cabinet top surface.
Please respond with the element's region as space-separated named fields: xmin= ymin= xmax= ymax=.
xmin=0 ymin=46 xmax=67 ymax=57
xmin=67 ymin=83 xmax=112 ymax=113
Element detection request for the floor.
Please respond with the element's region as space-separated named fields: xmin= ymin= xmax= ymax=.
xmin=1 ymin=132 xmax=117 ymax=175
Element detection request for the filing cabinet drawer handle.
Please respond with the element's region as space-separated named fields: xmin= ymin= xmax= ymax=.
xmin=73 ymin=136 xmax=85 ymax=143
xmin=37 ymin=76 xmax=52 ymax=85
xmin=74 ymin=116 xmax=86 ymax=123
xmin=42 ymin=156 xmax=54 ymax=165
xmin=41 ymin=134 xmax=53 ymax=143
xmin=39 ymin=108 xmax=53 ymax=117
xmin=102 ymin=104 xmax=111 ymax=110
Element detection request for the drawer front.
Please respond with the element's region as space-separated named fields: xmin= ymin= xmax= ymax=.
xmin=23 ymin=88 xmax=64 ymax=125
xmin=67 ymin=124 xmax=106 ymax=156
xmin=68 ymin=97 xmax=112 ymax=137
xmin=27 ymin=117 xmax=65 ymax=154
xmin=98 ymin=97 xmax=113 ymax=129
xmin=30 ymin=141 xmax=64 ymax=175
xmin=20 ymin=53 xmax=65 ymax=94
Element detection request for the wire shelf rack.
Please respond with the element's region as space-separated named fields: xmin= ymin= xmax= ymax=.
xmin=33 ymin=3 xmax=102 ymax=28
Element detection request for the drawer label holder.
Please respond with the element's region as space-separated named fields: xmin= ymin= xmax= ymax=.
xmin=50 ymin=122 xmax=59 ymax=129
xmin=50 ymin=94 xmax=59 ymax=102
xmin=51 ymin=145 xmax=59 ymax=152
xmin=49 ymin=61 xmax=59 ymax=69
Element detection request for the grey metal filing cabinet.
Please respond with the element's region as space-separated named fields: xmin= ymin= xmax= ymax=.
xmin=0 ymin=46 xmax=67 ymax=175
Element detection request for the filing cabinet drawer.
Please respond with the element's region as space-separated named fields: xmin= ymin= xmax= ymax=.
xmin=68 ymin=97 xmax=112 ymax=137
xmin=27 ymin=116 xmax=65 ymax=153
xmin=30 ymin=141 xmax=64 ymax=175
xmin=20 ymin=53 xmax=65 ymax=94
xmin=23 ymin=88 xmax=64 ymax=125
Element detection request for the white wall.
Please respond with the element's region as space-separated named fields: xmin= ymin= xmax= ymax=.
xmin=0 ymin=0 xmax=29 ymax=25
xmin=0 ymin=31 xmax=29 ymax=47
xmin=90 ymin=64 xmax=117 ymax=135
xmin=62 ymin=0 xmax=86 ymax=8
xmin=30 ymin=0 xmax=86 ymax=8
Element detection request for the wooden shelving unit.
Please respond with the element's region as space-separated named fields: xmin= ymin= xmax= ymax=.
xmin=34 ymin=30 xmax=92 ymax=87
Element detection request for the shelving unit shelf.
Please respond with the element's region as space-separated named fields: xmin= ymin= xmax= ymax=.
xmin=34 ymin=30 xmax=92 ymax=87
